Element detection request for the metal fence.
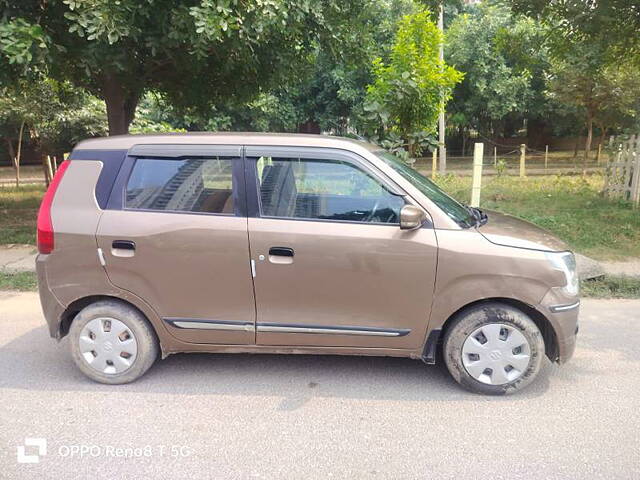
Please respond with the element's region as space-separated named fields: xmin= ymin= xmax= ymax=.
xmin=604 ymin=135 xmax=640 ymax=208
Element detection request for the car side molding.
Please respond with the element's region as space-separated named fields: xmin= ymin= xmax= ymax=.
xmin=164 ymin=318 xmax=411 ymax=337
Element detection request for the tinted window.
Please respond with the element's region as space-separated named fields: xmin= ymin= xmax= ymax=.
xmin=255 ymin=156 xmax=404 ymax=223
xmin=126 ymin=157 xmax=234 ymax=214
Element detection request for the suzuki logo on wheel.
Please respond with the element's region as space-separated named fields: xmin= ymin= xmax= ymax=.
xmin=17 ymin=438 xmax=47 ymax=464
xmin=489 ymin=350 xmax=502 ymax=361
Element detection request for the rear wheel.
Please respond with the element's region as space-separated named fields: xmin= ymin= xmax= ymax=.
xmin=443 ymin=302 xmax=545 ymax=395
xmin=69 ymin=300 xmax=159 ymax=384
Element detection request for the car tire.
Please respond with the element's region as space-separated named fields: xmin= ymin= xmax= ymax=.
xmin=443 ymin=302 xmax=545 ymax=395
xmin=69 ymin=299 xmax=159 ymax=384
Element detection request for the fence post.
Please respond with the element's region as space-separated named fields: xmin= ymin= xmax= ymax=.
xmin=432 ymin=149 xmax=437 ymax=179
xmin=624 ymin=136 xmax=635 ymax=200
xmin=470 ymin=143 xmax=484 ymax=208
xmin=544 ymin=145 xmax=549 ymax=171
xmin=631 ymin=136 xmax=640 ymax=208
xmin=632 ymin=156 xmax=640 ymax=208
xmin=46 ymin=155 xmax=54 ymax=182
xmin=42 ymin=156 xmax=50 ymax=187
xmin=596 ymin=143 xmax=602 ymax=164
xmin=493 ymin=146 xmax=497 ymax=167
xmin=519 ymin=144 xmax=526 ymax=177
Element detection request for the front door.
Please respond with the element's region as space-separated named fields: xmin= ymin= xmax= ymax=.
xmin=96 ymin=145 xmax=255 ymax=345
xmin=245 ymin=146 xmax=438 ymax=350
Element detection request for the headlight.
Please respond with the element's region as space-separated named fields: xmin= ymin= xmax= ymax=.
xmin=546 ymin=251 xmax=579 ymax=296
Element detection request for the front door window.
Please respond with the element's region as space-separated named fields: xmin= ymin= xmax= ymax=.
xmin=255 ymin=156 xmax=405 ymax=224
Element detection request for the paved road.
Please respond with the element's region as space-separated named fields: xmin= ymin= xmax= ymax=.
xmin=1 ymin=292 xmax=639 ymax=479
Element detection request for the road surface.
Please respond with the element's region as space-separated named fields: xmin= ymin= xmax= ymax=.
xmin=1 ymin=292 xmax=639 ymax=479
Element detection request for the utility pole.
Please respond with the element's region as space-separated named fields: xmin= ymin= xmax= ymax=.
xmin=437 ymin=2 xmax=447 ymax=174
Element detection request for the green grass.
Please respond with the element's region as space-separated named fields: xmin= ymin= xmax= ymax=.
xmin=0 ymin=165 xmax=43 ymax=180
xmin=0 ymin=184 xmax=45 ymax=245
xmin=435 ymin=173 xmax=640 ymax=261
xmin=580 ymin=276 xmax=640 ymax=299
xmin=0 ymin=271 xmax=38 ymax=291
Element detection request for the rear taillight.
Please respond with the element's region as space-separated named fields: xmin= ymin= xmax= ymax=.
xmin=37 ymin=160 xmax=71 ymax=254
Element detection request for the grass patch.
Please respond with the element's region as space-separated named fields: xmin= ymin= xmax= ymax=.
xmin=435 ymin=173 xmax=640 ymax=261
xmin=0 ymin=271 xmax=38 ymax=291
xmin=0 ymin=184 xmax=45 ymax=245
xmin=581 ymin=276 xmax=640 ymax=299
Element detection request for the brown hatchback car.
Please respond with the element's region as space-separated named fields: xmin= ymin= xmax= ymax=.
xmin=36 ymin=133 xmax=578 ymax=394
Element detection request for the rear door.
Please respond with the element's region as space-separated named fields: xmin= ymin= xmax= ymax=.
xmin=96 ymin=145 xmax=255 ymax=345
xmin=245 ymin=146 xmax=438 ymax=350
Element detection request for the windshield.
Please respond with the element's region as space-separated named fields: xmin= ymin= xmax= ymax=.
xmin=375 ymin=151 xmax=475 ymax=228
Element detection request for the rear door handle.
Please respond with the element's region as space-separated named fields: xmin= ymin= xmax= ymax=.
xmin=269 ymin=247 xmax=294 ymax=257
xmin=112 ymin=240 xmax=136 ymax=251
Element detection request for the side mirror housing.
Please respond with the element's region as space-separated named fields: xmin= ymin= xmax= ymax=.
xmin=399 ymin=205 xmax=427 ymax=230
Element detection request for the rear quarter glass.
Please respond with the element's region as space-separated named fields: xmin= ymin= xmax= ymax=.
xmin=68 ymin=149 xmax=128 ymax=209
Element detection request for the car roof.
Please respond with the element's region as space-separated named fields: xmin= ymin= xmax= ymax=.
xmin=74 ymin=132 xmax=381 ymax=153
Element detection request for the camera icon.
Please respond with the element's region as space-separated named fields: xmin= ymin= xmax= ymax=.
xmin=17 ymin=438 xmax=47 ymax=464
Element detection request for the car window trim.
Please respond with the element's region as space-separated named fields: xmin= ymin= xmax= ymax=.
xmin=128 ymin=144 xmax=242 ymax=158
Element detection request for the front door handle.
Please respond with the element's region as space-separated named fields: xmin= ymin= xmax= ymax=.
xmin=112 ymin=240 xmax=136 ymax=251
xmin=269 ymin=247 xmax=294 ymax=257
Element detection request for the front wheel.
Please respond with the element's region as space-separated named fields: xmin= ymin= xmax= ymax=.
xmin=443 ymin=302 xmax=545 ymax=395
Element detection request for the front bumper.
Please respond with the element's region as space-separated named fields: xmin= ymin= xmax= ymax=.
xmin=539 ymin=287 xmax=580 ymax=364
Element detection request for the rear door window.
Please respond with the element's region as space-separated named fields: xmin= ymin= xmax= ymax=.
xmin=125 ymin=157 xmax=235 ymax=214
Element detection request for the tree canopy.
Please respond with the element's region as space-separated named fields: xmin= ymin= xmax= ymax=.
xmin=0 ymin=0 xmax=639 ymax=164
xmin=365 ymin=11 xmax=462 ymax=157
xmin=1 ymin=0 xmax=369 ymax=134
xmin=506 ymin=0 xmax=640 ymax=60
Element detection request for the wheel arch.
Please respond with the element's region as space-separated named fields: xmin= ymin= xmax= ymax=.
xmin=428 ymin=297 xmax=559 ymax=363
xmin=59 ymin=295 xmax=163 ymax=354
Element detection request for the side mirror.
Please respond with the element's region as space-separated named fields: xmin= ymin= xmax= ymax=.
xmin=399 ymin=205 xmax=427 ymax=230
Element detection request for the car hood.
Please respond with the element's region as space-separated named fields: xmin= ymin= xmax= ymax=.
xmin=477 ymin=210 xmax=568 ymax=252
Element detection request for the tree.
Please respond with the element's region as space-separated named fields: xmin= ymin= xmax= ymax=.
xmin=290 ymin=0 xmax=420 ymax=135
xmin=364 ymin=10 xmax=462 ymax=157
xmin=506 ymin=0 xmax=640 ymax=60
xmin=1 ymin=0 xmax=369 ymax=135
xmin=547 ymin=43 xmax=640 ymax=159
xmin=117 ymin=0 xmax=422 ymax=137
xmin=445 ymin=3 xmax=555 ymax=147
xmin=0 ymin=76 xmax=106 ymax=184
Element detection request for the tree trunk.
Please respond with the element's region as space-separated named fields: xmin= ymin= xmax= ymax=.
xmin=584 ymin=114 xmax=594 ymax=162
xmin=5 ymin=137 xmax=15 ymax=167
xmin=407 ymin=138 xmax=417 ymax=159
xmin=461 ymin=131 xmax=467 ymax=158
xmin=15 ymin=121 xmax=25 ymax=187
xmin=596 ymin=125 xmax=607 ymax=163
xmin=103 ymin=74 xmax=140 ymax=136
xmin=298 ymin=120 xmax=321 ymax=134
xmin=41 ymin=155 xmax=51 ymax=187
